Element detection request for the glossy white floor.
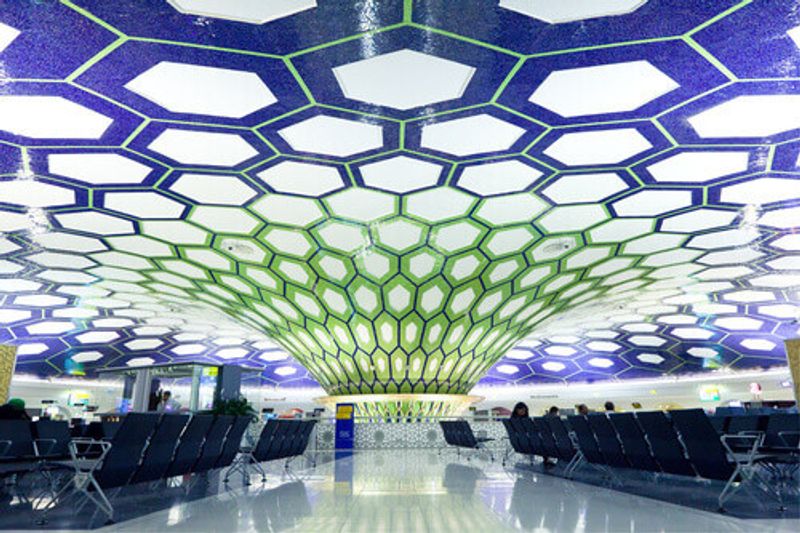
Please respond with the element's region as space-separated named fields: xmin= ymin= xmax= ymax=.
xmin=99 ymin=450 xmax=797 ymax=533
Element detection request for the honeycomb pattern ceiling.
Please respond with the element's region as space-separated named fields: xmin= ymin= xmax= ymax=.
xmin=0 ymin=0 xmax=798 ymax=392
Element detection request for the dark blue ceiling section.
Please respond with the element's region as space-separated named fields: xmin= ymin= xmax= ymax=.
xmin=0 ymin=0 xmax=797 ymax=390
xmin=0 ymin=0 xmax=116 ymax=79
xmin=497 ymin=40 xmax=729 ymax=126
xmin=0 ymin=81 xmax=143 ymax=147
xmin=291 ymin=25 xmax=519 ymax=118
xmin=693 ymin=0 xmax=800 ymax=79
xmin=412 ymin=0 xmax=743 ymax=55
xmin=68 ymin=0 xmax=405 ymax=55
xmin=73 ymin=41 xmax=309 ymax=125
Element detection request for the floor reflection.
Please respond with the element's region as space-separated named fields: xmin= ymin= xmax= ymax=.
xmin=75 ymin=450 xmax=796 ymax=532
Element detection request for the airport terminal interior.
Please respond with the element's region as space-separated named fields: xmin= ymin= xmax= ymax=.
xmin=1 ymin=0 xmax=800 ymax=531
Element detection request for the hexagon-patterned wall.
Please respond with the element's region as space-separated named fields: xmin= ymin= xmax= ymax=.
xmin=0 ymin=0 xmax=798 ymax=393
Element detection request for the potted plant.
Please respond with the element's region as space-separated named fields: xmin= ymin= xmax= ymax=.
xmin=209 ymin=396 xmax=257 ymax=421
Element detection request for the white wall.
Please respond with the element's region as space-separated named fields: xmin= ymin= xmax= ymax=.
xmin=240 ymin=385 xmax=327 ymax=414
xmin=7 ymin=367 xmax=795 ymax=419
xmin=471 ymin=367 xmax=795 ymax=414
xmin=8 ymin=375 xmax=124 ymax=419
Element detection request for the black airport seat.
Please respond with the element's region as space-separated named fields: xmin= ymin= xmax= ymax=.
xmin=515 ymin=418 xmax=541 ymax=456
xmin=92 ymin=413 xmax=160 ymax=489
xmin=708 ymin=415 xmax=728 ymax=434
xmin=504 ymin=419 xmax=534 ymax=456
xmin=42 ymin=413 xmax=160 ymax=522
xmin=441 ymin=421 xmax=458 ymax=447
xmin=69 ymin=421 xmax=86 ymax=439
xmin=455 ymin=420 xmax=478 ymax=449
xmin=635 ymin=411 xmax=695 ymax=477
xmin=447 ymin=421 xmax=466 ymax=448
xmin=763 ymin=413 xmax=800 ymax=448
xmin=438 ymin=420 xmax=493 ymax=461
xmin=225 ymin=420 xmax=316 ymax=484
xmin=543 ymin=416 xmax=576 ymax=461
xmin=669 ymin=409 xmax=736 ymax=481
xmin=214 ymin=416 xmax=252 ymax=470
xmin=0 ymin=420 xmax=36 ymax=461
xmin=669 ymin=408 xmax=772 ymax=509
xmin=501 ymin=419 xmax=527 ymax=455
xmin=166 ymin=414 xmax=214 ymax=478
xmin=131 ymin=414 xmax=188 ymax=484
xmin=519 ymin=417 xmax=548 ymax=458
xmin=531 ymin=417 xmax=559 ymax=459
xmin=441 ymin=420 xmax=461 ymax=449
xmin=193 ymin=415 xmax=234 ymax=474
xmin=288 ymin=420 xmax=317 ymax=458
xmin=253 ymin=420 xmax=282 ymax=462
xmin=86 ymin=421 xmax=121 ymax=441
xmin=567 ymin=415 xmax=605 ymax=466
xmin=32 ymin=420 xmax=71 ymax=459
xmin=609 ymin=413 xmax=660 ymax=472
xmin=725 ymin=415 xmax=763 ymax=435
xmin=587 ymin=414 xmax=629 ymax=468
xmin=276 ymin=421 xmax=304 ymax=460
xmin=266 ymin=420 xmax=292 ymax=461
xmin=0 ymin=420 xmax=40 ymax=478
xmin=440 ymin=420 xmax=490 ymax=451
xmin=500 ymin=409 xmax=794 ymax=511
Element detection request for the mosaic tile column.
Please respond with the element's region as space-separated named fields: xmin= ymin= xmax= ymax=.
xmin=0 ymin=345 xmax=17 ymax=404
xmin=0 ymin=0 xmax=799 ymax=395
xmin=784 ymin=339 xmax=800 ymax=407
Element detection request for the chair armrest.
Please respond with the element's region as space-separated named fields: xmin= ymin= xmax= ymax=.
xmin=568 ymin=431 xmax=580 ymax=447
xmin=68 ymin=438 xmax=112 ymax=464
xmin=721 ymin=433 xmax=762 ymax=463
xmin=779 ymin=431 xmax=800 ymax=448
xmin=738 ymin=430 xmax=764 ymax=437
xmin=34 ymin=438 xmax=57 ymax=457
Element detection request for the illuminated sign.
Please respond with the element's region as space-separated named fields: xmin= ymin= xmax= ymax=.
xmin=699 ymin=385 xmax=720 ymax=402
xmin=67 ymin=390 xmax=91 ymax=407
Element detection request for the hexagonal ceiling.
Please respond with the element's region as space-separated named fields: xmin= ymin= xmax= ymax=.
xmin=0 ymin=0 xmax=798 ymax=393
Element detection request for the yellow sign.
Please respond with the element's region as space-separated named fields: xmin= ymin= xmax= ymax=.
xmin=67 ymin=391 xmax=91 ymax=407
xmin=336 ymin=405 xmax=353 ymax=420
xmin=0 ymin=345 xmax=17 ymax=404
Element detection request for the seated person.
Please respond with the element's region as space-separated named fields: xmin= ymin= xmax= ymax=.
xmin=511 ymin=402 xmax=529 ymax=418
xmin=0 ymin=398 xmax=31 ymax=420
xmin=157 ymin=390 xmax=181 ymax=412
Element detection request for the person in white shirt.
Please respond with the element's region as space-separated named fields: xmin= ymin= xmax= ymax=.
xmin=157 ymin=390 xmax=181 ymax=412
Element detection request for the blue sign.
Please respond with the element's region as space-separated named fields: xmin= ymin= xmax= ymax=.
xmin=334 ymin=403 xmax=355 ymax=449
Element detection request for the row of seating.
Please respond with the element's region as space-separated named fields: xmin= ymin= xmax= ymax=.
xmin=79 ymin=421 xmax=121 ymax=441
xmin=439 ymin=420 xmax=496 ymax=462
xmin=34 ymin=413 xmax=250 ymax=523
xmin=225 ymin=419 xmax=317 ymax=484
xmin=714 ymin=406 xmax=793 ymax=417
xmin=502 ymin=409 xmax=799 ymax=510
xmin=708 ymin=413 xmax=799 ymax=445
xmin=1 ymin=419 xmax=74 ymax=473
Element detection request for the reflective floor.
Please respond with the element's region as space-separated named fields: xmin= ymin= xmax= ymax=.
xmin=91 ymin=450 xmax=797 ymax=533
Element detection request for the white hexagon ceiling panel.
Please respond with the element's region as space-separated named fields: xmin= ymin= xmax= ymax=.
xmin=0 ymin=0 xmax=797 ymax=393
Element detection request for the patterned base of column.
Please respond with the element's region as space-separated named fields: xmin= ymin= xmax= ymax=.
xmin=783 ymin=339 xmax=800 ymax=407
xmin=0 ymin=345 xmax=17 ymax=404
xmin=315 ymin=393 xmax=483 ymax=420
